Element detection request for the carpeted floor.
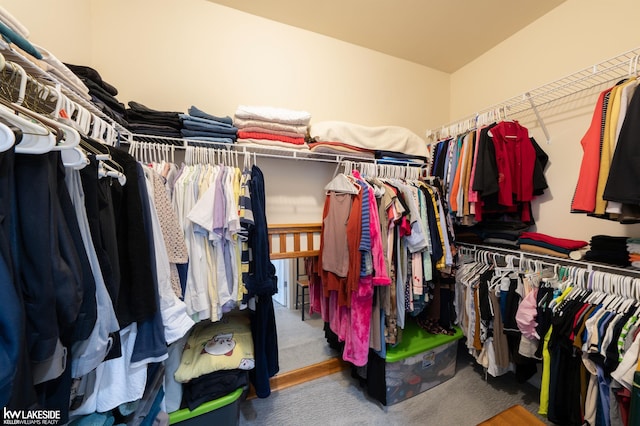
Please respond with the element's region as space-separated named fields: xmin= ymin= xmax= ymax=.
xmin=240 ymin=340 xmax=552 ymax=426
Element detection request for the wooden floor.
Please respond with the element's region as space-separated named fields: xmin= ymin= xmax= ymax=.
xmin=246 ymin=356 xmax=349 ymax=400
xmin=477 ymin=404 xmax=546 ymax=426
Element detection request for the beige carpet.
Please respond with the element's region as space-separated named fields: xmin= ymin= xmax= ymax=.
xmin=240 ymin=341 xmax=551 ymax=426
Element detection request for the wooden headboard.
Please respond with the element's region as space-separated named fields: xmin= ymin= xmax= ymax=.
xmin=268 ymin=223 xmax=321 ymax=260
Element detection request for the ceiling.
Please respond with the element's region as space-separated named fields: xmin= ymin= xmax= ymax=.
xmin=207 ymin=0 xmax=566 ymax=73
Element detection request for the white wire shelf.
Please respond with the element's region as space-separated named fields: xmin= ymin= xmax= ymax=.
xmin=0 ymin=40 xmax=131 ymax=139
xmin=127 ymin=133 xmax=429 ymax=168
xmin=429 ymin=46 xmax=640 ymax=142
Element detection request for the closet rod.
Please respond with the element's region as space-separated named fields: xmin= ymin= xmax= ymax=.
xmin=458 ymin=242 xmax=640 ymax=277
xmin=428 ymin=46 xmax=640 ymax=141
xmin=130 ymin=134 xmax=429 ymax=168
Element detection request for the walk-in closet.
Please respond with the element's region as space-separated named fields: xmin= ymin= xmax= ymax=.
xmin=2 ymin=1 xmax=640 ymax=425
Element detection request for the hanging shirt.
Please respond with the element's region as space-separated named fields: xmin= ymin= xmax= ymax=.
xmin=488 ymin=120 xmax=537 ymax=206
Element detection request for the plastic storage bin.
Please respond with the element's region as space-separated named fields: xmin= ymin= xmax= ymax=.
xmin=383 ymin=321 xmax=463 ymax=405
xmin=168 ymin=387 xmax=246 ymax=426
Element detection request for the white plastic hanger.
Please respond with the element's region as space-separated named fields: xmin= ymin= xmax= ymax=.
xmin=98 ymin=161 xmax=126 ymax=186
xmin=0 ymin=104 xmax=55 ymax=154
xmin=61 ymin=147 xmax=89 ymax=170
xmin=324 ymin=173 xmax=360 ymax=194
xmin=0 ymin=121 xmax=15 ymax=152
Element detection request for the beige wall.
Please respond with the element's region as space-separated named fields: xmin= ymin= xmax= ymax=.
xmin=4 ymin=0 xmax=640 ymax=239
xmin=451 ymin=0 xmax=640 ymax=240
xmin=86 ymin=0 xmax=448 ymax=223
xmin=1 ymin=0 xmax=448 ymax=224
xmin=2 ymin=0 xmax=93 ymax=64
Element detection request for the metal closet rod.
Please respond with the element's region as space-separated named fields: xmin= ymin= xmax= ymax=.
xmin=128 ymin=134 xmax=429 ymax=168
xmin=428 ymin=46 xmax=640 ymax=142
xmin=458 ymin=242 xmax=640 ymax=277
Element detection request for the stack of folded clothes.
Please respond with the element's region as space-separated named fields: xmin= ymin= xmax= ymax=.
xmin=307 ymin=140 xmax=375 ymax=159
xmin=234 ymin=105 xmax=311 ymax=149
xmin=125 ymin=101 xmax=183 ymax=138
xmin=584 ymin=235 xmax=631 ymax=267
xmin=517 ymin=232 xmax=589 ymax=259
xmin=483 ymin=230 xmax=522 ymax=248
xmin=628 ymin=238 xmax=640 ymax=269
xmin=65 ymin=63 xmax=128 ymax=128
xmin=179 ymin=106 xmax=237 ymax=144
xmin=309 ymin=121 xmax=428 ymax=163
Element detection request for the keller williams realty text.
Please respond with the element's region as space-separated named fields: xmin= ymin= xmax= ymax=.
xmin=3 ymin=408 xmax=61 ymax=425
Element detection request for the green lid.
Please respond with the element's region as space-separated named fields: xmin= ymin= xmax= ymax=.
xmin=385 ymin=320 xmax=463 ymax=363
xmin=169 ymin=387 xmax=244 ymax=424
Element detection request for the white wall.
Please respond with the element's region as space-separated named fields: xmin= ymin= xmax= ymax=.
xmin=450 ymin=0 xmax=640 ymax=240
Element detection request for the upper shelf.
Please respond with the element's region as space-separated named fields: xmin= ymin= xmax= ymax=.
xmin=128 ymin=133 xmax=428 ymax=168
xmin=429 ymin=46 xmax=640 ymax=141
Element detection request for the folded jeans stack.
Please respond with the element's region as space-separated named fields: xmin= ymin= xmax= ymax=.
xmin=179 ymin=106 xmax=237 ymax=145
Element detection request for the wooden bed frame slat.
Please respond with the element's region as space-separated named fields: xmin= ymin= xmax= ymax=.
xmin=268 ymin=223 xmax=321 ymax=259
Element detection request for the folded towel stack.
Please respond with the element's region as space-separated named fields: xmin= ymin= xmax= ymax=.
xmin=234 ymin=105 xmax=311 ymax=150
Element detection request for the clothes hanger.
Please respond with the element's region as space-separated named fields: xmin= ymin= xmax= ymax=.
xmin=0 ymin=96 xmax=80 ymax=152
xmin=98 ymin=160 xmax=126 ymax=186
xmin=0 ymin=103 xmax=55 ymax=154
xmin=324 ymin=172 xmax=360 ymax=194
xmin=0 ymin=121 xmax=15 ymax=152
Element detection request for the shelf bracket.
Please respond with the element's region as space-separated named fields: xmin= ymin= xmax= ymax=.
xmin=525 ymin=92 xmax=551 ymax=144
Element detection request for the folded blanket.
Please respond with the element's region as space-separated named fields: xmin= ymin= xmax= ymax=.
xmin=181 ymin=129 xmax=237 ymax=141
xmin=239 ymin=126 xmax=303 ymax=139
xmin=309 ymin=144 xmax=375 ymax=159
xmin=234 ymin=105 xmax=311 ymax=126
xmin=519 ymin=244 xmax=569 ymax=259
xmin=310 ymin=121 xmax=426 ymax=158
xmin=309 ymin=141 xmax=374 ymax=153
xmin=236 ymin=138 xmax=309 ymax=150
xmin=237 ymin=131 xmax=305 ymax=145
xmin=517 ymin=238 xmax=572 ymax=255
xmin=519 ymin=231 xmax=588 ymax=251
xmin=233 ymin=117 xmax=308 ymax=135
